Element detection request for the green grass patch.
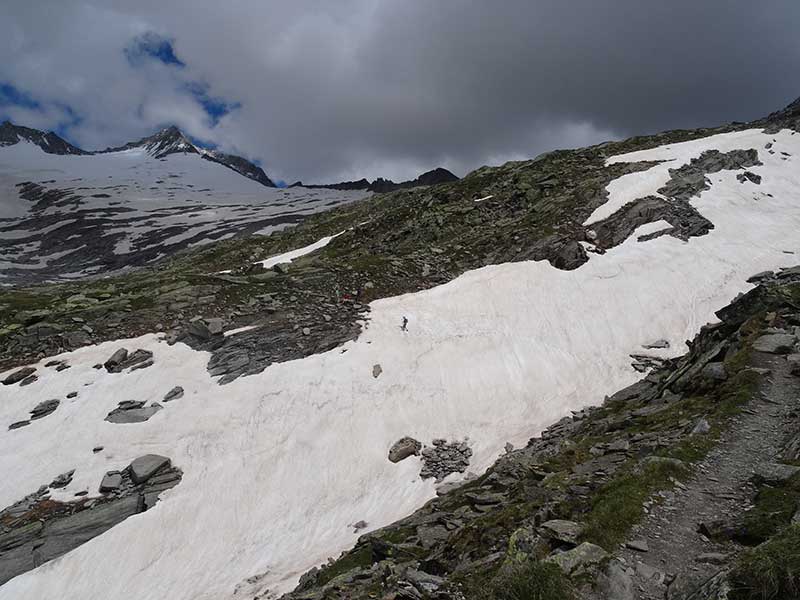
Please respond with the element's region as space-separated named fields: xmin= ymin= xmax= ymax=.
xmin=479 ymin=560 xmax=575 ymax=600
xmin=729 ymin=525 xmax=800 ymax=600
xmin=582 ymin=459 xmax=688 ymax=550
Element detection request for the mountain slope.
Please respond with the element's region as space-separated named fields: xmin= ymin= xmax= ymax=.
xmin=0 ymin=125 xmax=361 ymax=284
xmin=0 ymin=97 xmax=799 ymax=600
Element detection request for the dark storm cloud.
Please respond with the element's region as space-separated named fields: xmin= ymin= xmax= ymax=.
xmin=1 ymin=1 xmax=799 ymax=182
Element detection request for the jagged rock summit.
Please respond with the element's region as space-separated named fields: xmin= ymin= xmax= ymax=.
xmin=0 ymin=120 xmax=88 ymax=155
xmin=290 ymin=166 xmax=459 ymax=192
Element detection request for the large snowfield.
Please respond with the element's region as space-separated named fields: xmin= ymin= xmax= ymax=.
xmin=1 ymin=128 xmax=799 ymax=599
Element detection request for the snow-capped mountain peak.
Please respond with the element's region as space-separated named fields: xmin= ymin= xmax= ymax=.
xmin=100 ymin=125 xmax=200 ymax=159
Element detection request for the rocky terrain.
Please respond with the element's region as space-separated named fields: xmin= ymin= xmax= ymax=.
xmin=0 ymin=96 xmax=799 ymax=599
xmin=289 ymin=167 xmax=460 ymax=193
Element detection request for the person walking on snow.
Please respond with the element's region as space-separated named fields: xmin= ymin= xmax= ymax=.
xmin=401 ymin=316 xmax=408 ymax=332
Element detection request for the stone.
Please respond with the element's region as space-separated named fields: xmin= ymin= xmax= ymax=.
xmin=642 ymin=339 xmax=670 ymax=349
xmin=639 ymin=456 xmax=685 ymax=472
xmin=163 ymin=386 xmax=184 ymax=402
xmin=49 ymin=470 xmax=75 ymax=489
xmin=787 ymin=353 xmax=800 ymax=375
xmin=747 ymin=270 xmax=774 ymax=283
xmin=540 ymin=520 xmax=583 ymax=546
xmin=273 ymin=262 xmax=291 ymax=274
xmin=636 ymin=562 xmax=665 ymax=584
xmin=388 ymin=437 xmax=422 ymax=463
xmin=66 ymin=391 xmax=78 ymax=399
xmin=626 ymin=539 xmax=649 ymax=552
xmin=30 ymin=399 xmax=59 ymax=420
xmin=302 ymin=327 xmax=311 ymax=336
xmin=696 ymin=553 xmax=729 ymax=565
xmin=545 ymin=542 xmax=608 ymax=575
xmin=751 ymin=462 xmax=800 ymax=486
xmin=206 ymin=318 xmax=224 ymax=335
xmin=99 ymin=472 xmax=123 ymax=493
xmin=8 ymin=420 xmax=30 ymax=430
xmin=596 ymin=560 xmax=635 ymax=600
xmin=352 ymin=520 xmax=368 ymax=532
xmin=372 ymin=363 xmax=383 ymax=378
xmin=2 ymin=366 xmax=36 ymax=385
xmin=752 ymin=333 xmax=796 ymax=354
xmin=691 ymin=418 xmax=711 ymax=435
xmin=700 ymin=362 xmax=727 ymax=381
xmin=607 ymin=439 xmax=630 ymax=453
xmin=105 ymin=402 xmax=162 ymax=424
xmin=104 ymin=348 xmax=129 ymax=372
xmin=19 ymin=375 xmax=38 ymax=386
xmin=129 ymin=454 xmax=171 ymax=484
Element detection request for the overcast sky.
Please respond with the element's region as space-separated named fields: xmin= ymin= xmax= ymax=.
xmin=2 ymin=1 xmax=799 ymax=184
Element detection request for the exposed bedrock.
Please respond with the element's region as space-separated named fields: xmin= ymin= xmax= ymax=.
xmin=0 ymin=455 xmax=181 ymax=585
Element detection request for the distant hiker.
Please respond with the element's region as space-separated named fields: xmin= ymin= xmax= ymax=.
xmin=401 ymin=316 xmax=408 ymax=332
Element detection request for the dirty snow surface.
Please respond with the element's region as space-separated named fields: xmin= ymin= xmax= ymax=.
xmin=1 ymin=128 xmax=800 ymax=599
xmin=0 ymin=142 xmax=367 ymax=284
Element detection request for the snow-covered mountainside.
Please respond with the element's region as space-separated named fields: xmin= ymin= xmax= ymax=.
xmin=1 ymin=99 xmax=799 ymax=599
xmin=0 ymin=123 xmax=367 ymax=284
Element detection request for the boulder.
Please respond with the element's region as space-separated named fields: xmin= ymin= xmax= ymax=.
xmin=104 ymin=348 xmax=129 ymax=372
xmin=372 ymin=364 xmax=383 ymax=378
xmin=105 ymin=402 xmax=162 ymax=424
xmin=752 ymin=333 xmax=796 ymax=354
xmin=787 ymin=353 xmax=800 ymax=375
xmin=30 ymin=399 xmax=59 ymax=420
xmin=700 ymin=362 xmax=727 ymax=381
xmin=49 ymin=470 xmax=74 ymax=489
xmin=2 ymin=366 xmax=36 ymax=385
xmin=545 ymin=542 xmax=608 ymax=575
xmin=99 ymin=472 xmax=123 ymax=493
xmin=129 ymin=454 xmax=171 ymax=484
xmin=163 ymin=386 xmax=184 ymax=402
xmin=691 ymin=418 xmax=711 ymax=435
xmin=751 ymin=462 xmax=800 ymax=486
xmin=540 ymin=520 xmax=583 ymax=546
xmin=596 ymin=560 xmax=635 ymax=600
xmin=388 ymin=437 xmax=422 ymax=463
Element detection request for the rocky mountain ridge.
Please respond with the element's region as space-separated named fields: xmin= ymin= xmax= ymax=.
xmin=0 ymin=121 xmax=88 ymax=156
xmin=1 ymin=121 xmax=275 ymax=187
xmin=289 ymin=167 xmax=459 ymax=193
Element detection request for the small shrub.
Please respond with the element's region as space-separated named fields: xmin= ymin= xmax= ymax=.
xmin=729 ymin=524 xmax=800 ymax=600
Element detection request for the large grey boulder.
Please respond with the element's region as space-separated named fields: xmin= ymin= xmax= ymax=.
xmin=545 ymin=541 xmax=608 ymax=575
xmin=2 ymin=366 xmax=36 ymax=385
xmin=130 ymin=454 xmax=171 ymax=484
xmin=30 ymin=399 xmax=59 ymax=420
xmin=540 ymin=520 xmax=583 ymax=546
xmin=99 ymin=472 xmax=123 ymax=493
xmin=753 ymin=333 xmax=796 ymax=354
xmin=751 ymin=462 xmax=800 ymax=486
xmin=103 ymin=348 xmax=129 ymax=372
xmin=388 ymin=437 xmax=422 ymax=463
xmin=105 ymin=402 xmax=162 ymax=424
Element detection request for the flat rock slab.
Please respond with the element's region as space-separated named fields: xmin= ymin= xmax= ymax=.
xmin=751 ymin=462 xmax=800 ymax=486
xmin=30 ymin=399 xmax=59 ymax=420
xmin=753 ymin=333 xmax=797 ymax=354
xmin=541 ymin=519 xmax=583 ymax=545
xmin=105 ymin=403 xmax=162 ymax=424
xmin=130 ymin=454 xmax=171 ymax=484
xmin=99 ymin=472 xmax=123 ymax=493
xmin=2 ymin=366 xmax=36 ymax=385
